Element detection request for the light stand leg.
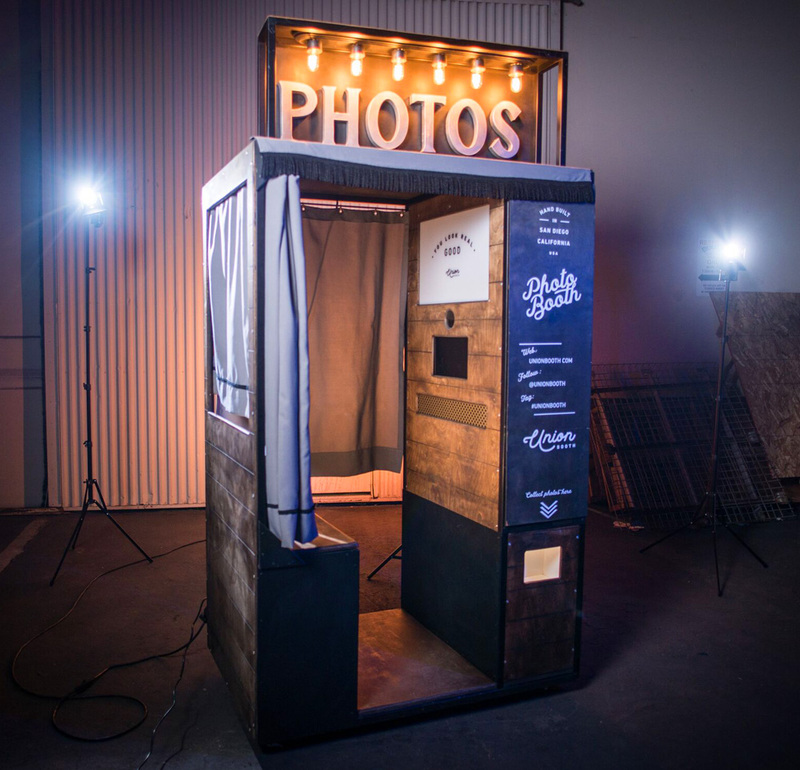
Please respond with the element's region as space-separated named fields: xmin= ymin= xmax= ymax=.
xmin=50 ymin=483 xmax=92 ymax=586
xmin=91 ymin=479 xmax=152 ymax=563
xmin=367 ymin=545 xmax=402 ymax=581
xmin=639 ymin=496 xmax=708 ymax=554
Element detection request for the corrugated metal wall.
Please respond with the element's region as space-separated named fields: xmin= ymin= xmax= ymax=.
xmin=40 ymin=0 xmax=561 ymax=508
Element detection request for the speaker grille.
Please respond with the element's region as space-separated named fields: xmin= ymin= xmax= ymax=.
xmin=416 ymin=393 xmax=487 ymax=428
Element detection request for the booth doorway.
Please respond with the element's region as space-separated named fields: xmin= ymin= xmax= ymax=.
xmin=302 ymin=196 xmax=407 ymax=509
xmin=300 ymin=187 xmax=504 ymax=709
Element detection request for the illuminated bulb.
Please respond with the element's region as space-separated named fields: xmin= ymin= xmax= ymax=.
xmin=391 ymin=48 xmax=406 ymax=81
xmin=470 ymin=57 xmax=485 ymax=89
xmin=76 ymin=185 xmax=103 ymax=212
xmin=349 ymin=42 xmax=365 ymax=76
xmin=306 ymin=38 xmax=321 ymax=72
xmin=721 ymin=240 xmax=745 ymax=261
xmin=509 ymin=62 xmax=523 ymax=94
xmin=432 ymin=53 xmax=446 ymax=85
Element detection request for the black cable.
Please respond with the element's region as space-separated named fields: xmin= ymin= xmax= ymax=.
xmin=136 ymin=598 xmax=207 ymax=770
xmin=158 ymin=704 xmax=201 ymax=769
xmin=10 ymin=538 xmax=206 ymax=742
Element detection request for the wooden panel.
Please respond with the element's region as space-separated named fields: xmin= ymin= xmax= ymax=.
xmin=503 ymin=634 xmax=576 ymax=681
xmin=406 ymin=439 xmax=499 ymax=502
xmin=205 ymin=443 xmax=256 ymax=515
xmin=711 ymin=292 xmax=800 ymax=477
xmin=407 ymin=411 xmax=500 ymax=466
xmin=206 ymin=412 xmax=256 ymax=473
xmin=206 ymin=474 xmax=257 ymax=556
xmin=407 ymin=350 xmax=502 ymax=393
xmin=408 ymin=318 xmax=503 ymax=357
xmin=408 ymin=196 xmax=494 ymax=226
xmin=207 ymin=623 xmax=256 ymax=738
xmin=206 ymin=513 xmax=257 ymax=625
xmin=503 ymin=525 xmax=582 ymax=682
xmin=206 ymin=500 xmax=257 ymax=587
xmin=405 ymin=469 xmax=499 ymax=529
xmin=407 ymin=282 xmax=505 ymax=321
xmin=506 ymin=580 xmax=577 ymax=621
xmin=207 ymin=567 xmax=256 ymax=670
xmin=405 ymin=195 xmax=505 ymax=529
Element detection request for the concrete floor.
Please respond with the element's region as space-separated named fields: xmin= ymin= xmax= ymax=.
xmin=1 ymin=505 xmax=797 ymax=769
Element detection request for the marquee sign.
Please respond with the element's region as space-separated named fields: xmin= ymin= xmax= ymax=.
xmin=259 ymin=17 xmax=567 ymax=164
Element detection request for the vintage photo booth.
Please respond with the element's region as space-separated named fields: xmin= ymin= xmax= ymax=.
xmin=202 ymin=18 xmax=595 ymax=746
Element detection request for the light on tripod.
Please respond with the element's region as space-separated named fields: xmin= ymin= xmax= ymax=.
xmin=76 ymin=184 xmax=105 ymax=216
xmin=644 ymin=236 xmax=766 ymax=596
xmin=698 ymin=240 xmax=746 ymax=283
xmin=50 ymin=180 xmax=152 ymax=585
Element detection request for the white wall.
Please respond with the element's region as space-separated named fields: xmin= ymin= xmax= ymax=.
xmin=563 ymin=0 xmax=800 ymax=364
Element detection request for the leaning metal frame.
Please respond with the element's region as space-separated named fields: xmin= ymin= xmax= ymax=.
xmin=589 ymin=362 xmax=794 ymax=529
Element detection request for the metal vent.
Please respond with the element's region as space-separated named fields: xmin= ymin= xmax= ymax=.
xmin=417 ymin=393 xmax=487 ymax=428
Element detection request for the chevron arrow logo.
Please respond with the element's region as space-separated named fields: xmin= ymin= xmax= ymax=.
xmin=540 ymin=500 xmax=558 ymax=519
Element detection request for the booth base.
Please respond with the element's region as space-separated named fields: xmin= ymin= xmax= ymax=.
xmin=358 ymin=609 xmax=493 ymax=711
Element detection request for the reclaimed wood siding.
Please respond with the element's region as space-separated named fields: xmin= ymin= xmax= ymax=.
xmin=405 ymin=196 xmax=505 ymax=530
xmin=203 ymin=167 xmax=259 ymax=738
xmin=503 ymin=524 xmax=581 ymax=681
xmin=205 ymin=413 xmax=258 ymax=737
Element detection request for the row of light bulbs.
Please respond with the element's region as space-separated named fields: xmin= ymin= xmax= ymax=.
xmin=305 ymin=38 xmax=525 ymax=93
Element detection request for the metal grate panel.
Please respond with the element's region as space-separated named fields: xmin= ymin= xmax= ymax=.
xmin=417 ymin=393 xmax=487 ymax=428
xmin=590 ymin=363 xmax=794 ymax=528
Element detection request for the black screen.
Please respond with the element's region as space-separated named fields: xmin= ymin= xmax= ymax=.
xmin=433 ymin=336 xmax=468 ymax=379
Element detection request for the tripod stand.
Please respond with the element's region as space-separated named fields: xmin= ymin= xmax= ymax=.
xmin=640 ymin=261 xmax=767 ymax=596
xmin=50 ymin=206 xmax=152 ymax=586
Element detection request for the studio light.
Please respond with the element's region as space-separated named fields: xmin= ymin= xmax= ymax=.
xmin=50 ymin=182 xmax=152 ymax=585
xmin=720 ymin=240 xmax=746 ymax=272
xmin=642 ymin=237 xmax=764 ymax=597
xmin=306 ymin=38 xmax=322 ymax=72
xmin=509 ymin=62 xmax=523 ymax=93
xmin=349 ymin=42 xmax=365 ymax=76
xmin=391 ymin=47 xmax=406 ymax=81
xmin=470 ymin=57 xmax=485 ymax=89
xmin=432 ymin=52 xmax=446 ymax=85
xmin=76 ymin=184 xmax=105 ymax=216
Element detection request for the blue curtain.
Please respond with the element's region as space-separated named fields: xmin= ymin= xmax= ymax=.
xmin=263 ymin=175 xmax=318 ymax=548
xmin=207 ymin=186 xmax=250 ymax=416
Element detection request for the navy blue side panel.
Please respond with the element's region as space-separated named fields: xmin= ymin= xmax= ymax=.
xmin=504 ymin=200 xmax=595 ymax=526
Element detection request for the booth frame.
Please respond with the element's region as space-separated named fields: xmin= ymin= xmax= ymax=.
xmin=202 ymin=138 xmax=594 ymax=746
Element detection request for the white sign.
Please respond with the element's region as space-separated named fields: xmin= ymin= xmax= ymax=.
xmin=697 ymin=239 xmax=725 ymax=295
xmin=419 ymin=205 xmax=490 ymax=305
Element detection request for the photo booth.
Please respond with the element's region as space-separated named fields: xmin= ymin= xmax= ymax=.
xmin=202 ymin=18 xmax=595 ymax=747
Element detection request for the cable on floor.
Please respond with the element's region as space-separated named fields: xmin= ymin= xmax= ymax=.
xmin=135 ymin=597 xmax=207 ymax=769
xmin=10 ymin=538 xmax=206 ymax=742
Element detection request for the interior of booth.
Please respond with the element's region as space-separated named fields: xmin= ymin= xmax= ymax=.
xmin=208 ymin=178 xmax=505 ymax=712
xmin=291 ymin=177 xmax=504 ymax=711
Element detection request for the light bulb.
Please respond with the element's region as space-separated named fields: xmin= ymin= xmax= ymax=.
xmin=509 ymin=62 xmax=523 ymax=93
xmin=350 ymin=42 xmax=364 ymax=77
xmin=306 ymin=38 xmax=321 ymax=72
xmin=391 ymin=48 xmax=406 ymax=81
xmin=470 ymin=57 xmax=485 ymax=89
xmin=432 ymin=53 xmax=446 ymax=85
